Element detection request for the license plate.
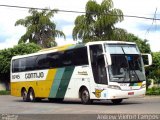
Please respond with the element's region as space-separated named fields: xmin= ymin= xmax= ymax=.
xmin=128 ymin=92 xmax=134 ymax=95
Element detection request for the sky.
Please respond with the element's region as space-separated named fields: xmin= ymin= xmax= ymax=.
xmin=0 ymin=0 xmax=160 ymax=52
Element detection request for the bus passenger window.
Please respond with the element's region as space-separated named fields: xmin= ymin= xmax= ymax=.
xmin=47 ymin=52 xmax=63 ymax=68
xmin=36 ymin=54 xmax=48 ymax=69
xmin=19 ymin=58 xmax=26 ymax=72
xmin=73 ymin=47 xmax=88 ymax=65
xmin=62 ymin=50 xmax=73 ymax=66
xmin=12 ymin=59 xmax=19 ymax=72
xmin=26 ymin=56 xmax=37 ymax=71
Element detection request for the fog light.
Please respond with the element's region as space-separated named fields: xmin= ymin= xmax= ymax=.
xmin=141 ymin=84 xmax=146 ymax=88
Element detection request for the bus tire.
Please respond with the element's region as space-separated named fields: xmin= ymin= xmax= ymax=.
xmin=21 ymin=88 xmax=28 ymax=102
xmin=80 ymin=88 xmax=92 ymax=104
xmin=28 ymin=88 xmax=35 ymax=102
xmin=111 ymin=99 xmax=123 ymax=104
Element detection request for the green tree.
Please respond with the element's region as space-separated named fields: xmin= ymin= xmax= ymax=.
xmin=124 ymin=33 xmax=151 ymax=53
xmin=110 ymin=28 xmax=129 ymax=41
xmin=72 ymin=0 xmax=123 ymax=43
xmin=15 ymin=9 xmax=65 ymax=48
xmin=0 ymin=43 xmax=41 ymax=90
xmin=147 ymin=52 xmax=160 ymax=85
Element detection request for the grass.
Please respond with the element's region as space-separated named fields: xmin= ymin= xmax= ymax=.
xmin=0 ymin=90 xmax=10 ymax=95
xmin=146 ymin=87 xmax=160 ymax=95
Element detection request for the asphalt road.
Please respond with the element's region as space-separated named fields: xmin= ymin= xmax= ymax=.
xmin=0 ymin=95 xmax=160 ymax=114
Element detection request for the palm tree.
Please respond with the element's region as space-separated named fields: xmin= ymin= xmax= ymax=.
xmin=15 ymin=9 xmax=65 ymax=48
xmin=111 ymin=28 xmax=128 ymax=41
xmin=72 ymin=0 xmax=123 ymax=43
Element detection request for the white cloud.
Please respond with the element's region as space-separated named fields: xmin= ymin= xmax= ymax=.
xmin=145 ymin=32 xmax=160 ymax=52
xmin=56 ymin=38 xmax=76 ymax=46
xmin=114 ymin=0 xmax=160 ymax=15
xmin=62 ymin=25 xmax=74 ymax=37
xmin=114 ymin=0 xmax=160 ymax=52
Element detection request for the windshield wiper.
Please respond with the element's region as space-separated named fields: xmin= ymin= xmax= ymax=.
xmin=130 ymin=63 xmax=141 ymax=82
xmin=119 ymin=56 xmax=131 ymax=83
xmin=123 ymin=53 xmax=141 ymax=83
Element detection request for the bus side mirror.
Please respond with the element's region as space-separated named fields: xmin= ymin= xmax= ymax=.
xmin=142 ymin=54 xmax=152 ymax=67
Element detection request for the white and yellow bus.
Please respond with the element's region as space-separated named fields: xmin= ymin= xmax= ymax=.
xmin=11 ymin=41 xmax=152 ymax=104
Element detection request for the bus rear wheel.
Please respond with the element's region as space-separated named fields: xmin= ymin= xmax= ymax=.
xmin=28 ymin=88 xmax=35 ymax=102
xmin=111 ymin=99 xmax=123 ymax=104
xmin=22 ymin=89 xmax=28 ymax=102
xmin=80 ymin=88 xmax=92 ymax=104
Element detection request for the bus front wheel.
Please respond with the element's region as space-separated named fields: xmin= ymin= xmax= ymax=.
xmin=111 ymin=99 xmax=123 ymax=104
xmin=80 ymin=88 xmax=92 ymax=104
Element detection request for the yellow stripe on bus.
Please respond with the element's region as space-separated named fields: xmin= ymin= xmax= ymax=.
xmin=39 ymin=44 xmax=74 ymax=52
xmin=11 ymin=69 xmax=57 ymax=98
xmin=35 ymin=69 xmax=57 ymax=97
xmin=137 ymin=82 xmax=142 ymax=86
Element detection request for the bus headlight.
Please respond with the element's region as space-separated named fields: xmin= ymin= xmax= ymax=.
xmin=108 ymin=85 xmax=121 ymax=90
xmin=141 ymin=84 xmax=146 ymax=88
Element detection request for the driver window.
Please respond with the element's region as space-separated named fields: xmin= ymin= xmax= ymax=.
xmin=89 ymin=44 xmax=108 ymax=84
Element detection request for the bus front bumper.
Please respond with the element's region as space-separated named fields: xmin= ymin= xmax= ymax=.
xmin=96 ymin=88 xmax=146 ymax=99
xmin=106 ymin=88 xmax=146 ymax=99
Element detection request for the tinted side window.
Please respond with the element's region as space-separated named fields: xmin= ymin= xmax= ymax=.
xmin=12 ymin=47 xmax=89 ymax=72
xmin=73 ymin=47 xmax=88 ymax=66
xmin=90 ymin=45 xmax=103 ymax=64
xmin=62 ymin=50 xmax=73 ymax=66
xmin=90 ymin=45 xmax=108 ymax=84
xmin=47 ymin=52 xmax=62 ymax=68
xmin=12 ymin=59 xmax=19 ymax=72
xmin=26 ymin=56 xmax=37 ymax=71
xmin=36 ymin=54 xmax=48 ymax=69
xmin=47 ymin=47 xmax=88 ymax=68
xmin=19 ymin=58 xmax=26 ymax=72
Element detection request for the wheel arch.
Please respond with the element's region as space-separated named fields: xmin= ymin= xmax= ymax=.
xmin=28 ymin=87 xmax=36 ymax=96
xmin=28 ymin=87 xmax=33 ymax=91
xmin=21 ymin=87 xmax=26 ymax=96
xmin=79 ymin=85 xmax=89 ymax=98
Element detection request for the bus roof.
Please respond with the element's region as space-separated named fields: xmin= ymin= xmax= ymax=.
xmin=12 ymin=41 xmax=136 ymax=60
xmin=86 ymin=41 xmax=136 ymax=45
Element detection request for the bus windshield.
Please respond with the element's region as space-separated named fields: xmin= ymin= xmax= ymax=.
xmin=105 ymin=44 xmax=145 ymax=83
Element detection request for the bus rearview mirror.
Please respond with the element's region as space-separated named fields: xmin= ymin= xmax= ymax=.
xmin=142 ymin=53 xmax=152 ymax=67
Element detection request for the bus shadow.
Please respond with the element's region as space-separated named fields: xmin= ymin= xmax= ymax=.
xmin=13 ymin=99 xmax=142 ymax=106
xmin=62 ymin=100 xmax=142 ymax=106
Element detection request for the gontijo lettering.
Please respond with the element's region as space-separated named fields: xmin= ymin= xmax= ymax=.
xmin=25 ymin=72 xmax=44 ymax=79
